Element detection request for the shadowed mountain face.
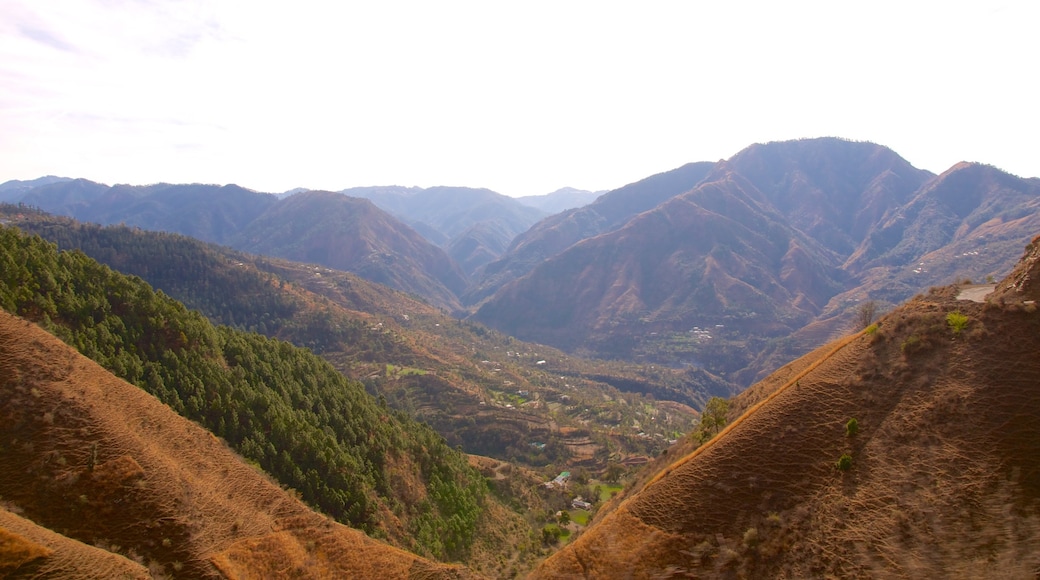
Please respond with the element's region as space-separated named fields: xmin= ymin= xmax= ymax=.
xmin=533 ymin=255 xmax=1040 ymax=578
xmin=473 ymin=138 xmax=1040 ymax=383
xmin=473 ymin=166 xmax=848 ymax=369
xmin=8 ymin=181 xmax=470 ymax=312
xmin=229 ymin=191 xmax=469 ymax=312
xmin=20 ymin=180 xmax=278 ymax=245
xmin=342 ymin=185 xmax=547 ymax=277
xmin=464 ymin=161 xmax=716 ymax=305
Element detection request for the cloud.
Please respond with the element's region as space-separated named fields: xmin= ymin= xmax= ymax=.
xmin=15 ymin=24 xmax=77 ymax=53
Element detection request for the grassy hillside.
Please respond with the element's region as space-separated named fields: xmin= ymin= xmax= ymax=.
xmin=0 ymin=224 xmax=488 ymax=562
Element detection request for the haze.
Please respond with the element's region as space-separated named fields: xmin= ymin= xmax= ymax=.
xmin=1 ymin=0 xmax=1037 ymax=196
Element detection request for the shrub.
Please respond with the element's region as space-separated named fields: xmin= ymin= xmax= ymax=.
xmin=864 ymin=323 xmax=878 ymax=335
xmin=835 ymin=453 xmax=853 ymax=471
xmin=845 ymin=418 xmax=859 ymax=437
xmin=901 ymin=335 xmax=922 ymax=354
xmin=946 ymin=311 xmax=969 ymax=334
xmin=743 ymin=527 xmax=759 ymax=548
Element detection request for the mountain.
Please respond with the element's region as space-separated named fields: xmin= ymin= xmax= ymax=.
xmin=0 ymin=175 xmax=73 ymax=202
xmin=16 ymin=177 xmax=112 ymax=213
xmin=514 ymin=187 xmax=603 ymax=214
xmin=227 ymin=190 xmax=469 ymax=312
xmin=472 ymin=139 xmax=1040 ymax=385
xmin=16 ymin=179 xmax=279 ymax=245
xmin=473 ymin=164 xmax=847 ymax=372
xmin=6 ymin=181 xmax=470 ymax=311
xmin=0 ymin=310 xmax=472 ymax=578
xmin=342 ymin=186 xmax=547 ymax=276
xmin=532 ymin=250 xmax=1040 ymax=578
xmin=464 ymin=161 xmax=716 ymax=305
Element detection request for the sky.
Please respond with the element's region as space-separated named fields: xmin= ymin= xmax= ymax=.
xmin=1 ymin=1 xmax=1037 ymax=197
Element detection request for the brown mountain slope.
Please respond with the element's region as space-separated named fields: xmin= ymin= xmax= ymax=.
xmin=532 ymin=280 xmax=1040 ymax=578
xmin=993 ymin=233 xmax=1040 ymax=302
xmin=0 ymin=507 xmax=150 ymax=579
xmin=473 ymin=166 xmax=845 ymax=371
xmin=464 ymin=161 xmax=715 ymax=305
xmin=726 ymin=137 xmax=934 ymax=256
xmin=0 ymin=310 xmax=472 ymax=579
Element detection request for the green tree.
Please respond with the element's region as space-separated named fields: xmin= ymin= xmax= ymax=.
xmin=697 ymin=396 xmax=729 ymax=443
xmin=602 ymin=462 xmax=624 ymax=484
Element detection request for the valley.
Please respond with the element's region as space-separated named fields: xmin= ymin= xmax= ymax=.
xmin=2 ymin=136 xmax=1039 ymax=577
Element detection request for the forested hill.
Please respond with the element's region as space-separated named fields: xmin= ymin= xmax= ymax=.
xmin=0 ymin=224 xmax=489 ymax=562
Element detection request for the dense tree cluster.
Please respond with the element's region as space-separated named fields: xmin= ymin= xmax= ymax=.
xmin=0 ymin=225 xmax=485 ymax=560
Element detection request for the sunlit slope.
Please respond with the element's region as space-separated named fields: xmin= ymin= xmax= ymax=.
xmin=534 ymin=280 xmax=1040 ymax=578
xmin=0 ymin=310 xmax=473 ymax=579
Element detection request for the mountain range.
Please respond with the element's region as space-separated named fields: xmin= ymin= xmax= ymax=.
xmin=5 ymin=137 xmax=1038 ymax=387
xmin=339 ymin=185 xmax=548 ymax=277
xmin=472 ymin=139 xmax=1040 ymax=384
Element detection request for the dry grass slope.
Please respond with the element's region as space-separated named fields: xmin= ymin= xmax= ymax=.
xmin=0 ymin=507 xmax=149 ymax=579
xmin=533 ymin=282 xmax=1040 ymax=578
xmin=0 ymin=310 xmax=475 ymax=579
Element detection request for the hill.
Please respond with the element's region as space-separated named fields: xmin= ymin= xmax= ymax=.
xmin=0 ymin=224 xmax=498 ymax=564
xmin=342 ymin=186 xmax=547 ymax=276
xmin=0 ymin=309 xmax=473 ymax=578
xmin=531 ymin=246 xmax=1040 ymax=578
xmin=228 ymin=190 xmax=469 ymax=312
xmin=473 ymin=139 xmax=1040 ymax=386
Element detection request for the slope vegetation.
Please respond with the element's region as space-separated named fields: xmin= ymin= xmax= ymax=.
xmin=0 ymin=225 xmax=489 ymax=563
xmin=533 ymin=261 xmax=1040 ymax=578
xmin=0 ymin=310 xmax=471 ymax=579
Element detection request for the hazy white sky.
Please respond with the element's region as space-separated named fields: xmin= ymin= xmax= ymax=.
xmin=1 ymin=1 xmax=1037 ymax=197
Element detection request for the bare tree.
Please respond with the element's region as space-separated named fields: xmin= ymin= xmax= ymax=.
xmin=856 ymin=300 xmax=878 ymax=329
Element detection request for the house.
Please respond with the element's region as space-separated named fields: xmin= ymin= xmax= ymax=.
xmin=571 ymin=498 xmax=592 ymax=510
xmin=544 ymin=470 xmax=571 ymax=489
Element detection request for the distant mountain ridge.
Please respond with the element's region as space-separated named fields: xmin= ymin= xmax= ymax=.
xmin=6 ymin=181 xmax=468 ymax=311
xmin=342 ymin=185 xmax=547 ymax=276
xmin=229 ymin=190 xmax=469 ymax=312
xmin=514 ymin=186 xmax=604 ymax=214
